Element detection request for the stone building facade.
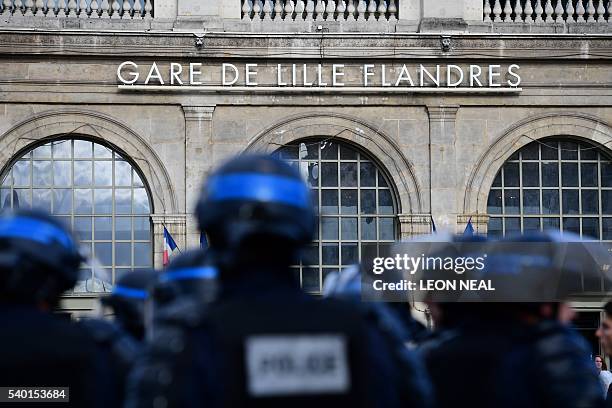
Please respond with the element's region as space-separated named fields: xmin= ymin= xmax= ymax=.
xmin=0 ymin=0 xmax=611 ymax=339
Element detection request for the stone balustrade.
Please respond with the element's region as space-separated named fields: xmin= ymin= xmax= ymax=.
xmin=241 ymin=0 xmax=399 ymax=21
xmin=0 ymin=0 xmax=153 ymax=18
xmin=484 ymin=0 xmax=610 ymax=23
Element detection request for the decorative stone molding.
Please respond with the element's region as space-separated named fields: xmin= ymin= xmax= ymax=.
xmin=245 ymin=111 xmax=423 ymax=215
xmin=398 ymin=213 xmax=434 ymax=238
xmin=0 ymin=109 xmax=179 ymax=215
xmin=426 ymin=105 xmax=460 ymax=122
xmin=463 ymin=112 xmax=612 ymax=215
xmin=457 ymin=213 xmax=489 ymax=234
xmin=183 ymin=105 xmax=215 ymax=122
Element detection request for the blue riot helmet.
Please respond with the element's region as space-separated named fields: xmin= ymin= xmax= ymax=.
xmin=155 ymin=249 xmax=218 ymax=305
xmin=101 ymin=269 xmax=158 ymax=341
xmin=0 ymin=209 xmax=82 ymax=307
xmin=195 ymin=154 xmax=316 ymax=273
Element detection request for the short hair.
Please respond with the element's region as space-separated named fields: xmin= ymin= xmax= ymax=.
xmin=604 ymin=301 xmax=612 ymax=318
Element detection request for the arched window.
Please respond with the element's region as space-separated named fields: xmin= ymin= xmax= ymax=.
xmin=0 ymin=138 xmax=153 ymax=292
xmin=487 ymin=138 xmax=612 ymax=240
xmin=276 ymin=139 xmax=398 ymax=293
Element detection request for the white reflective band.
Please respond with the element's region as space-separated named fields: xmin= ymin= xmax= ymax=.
xmin=245 ymin=334 xmax=350 ymax=397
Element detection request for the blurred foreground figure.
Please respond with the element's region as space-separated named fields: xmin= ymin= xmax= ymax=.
xmin=420 ymin=232 xmax=605 ymax=408
xmin=79 ymin=269 xmax=158 ymax=406
xmin=126 ymin=154 xmax=431 ymax=407
xmin=0 ymin=209 xmax=102 ymax=407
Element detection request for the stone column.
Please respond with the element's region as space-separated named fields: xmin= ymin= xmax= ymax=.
xmin=151 ymin=214 xmax=187 ymax=268
xmin=427 ymin=105 xmax=460 ymax=234
xmin=398 ymin=214 xmax=434 ymax=239
xmin=183 ymin=105 xmax=216 ymax=249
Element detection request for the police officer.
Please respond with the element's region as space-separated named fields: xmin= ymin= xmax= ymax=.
xmin=0 ymin=209 xmax=104 ymax=407
xmin=419 ymin=232 xmax=605 ymax=408
xmin=126 ymin=154 xmax=433 ymax=408
xmin=78 ymin=269 xmax=158 ymax=406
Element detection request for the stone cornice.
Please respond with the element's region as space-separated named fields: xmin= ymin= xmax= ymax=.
xmin=182 ymin=105 xmax=215 ymax=121
xmin=0 ymin=30 xmax=611 ymax=60
xmin=427 ymin=105 xmax=460 ymax=121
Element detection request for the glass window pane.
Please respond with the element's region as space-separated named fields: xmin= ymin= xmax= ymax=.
xmin=94 ymin=217 xmax=112 ymax=240
xmin=94 ymin=144 xmax=112 ymax=159
xmin=340 ymin=145 xmax=357 ymax=160
xmin=320 ymin=163 xmax=338 ymax=187
xmin=505 ymin=217 xmax=520 ymax=233
xmin=320 ymin=142 xmax=338 ymax=160
xmin=503 ymin=163 xmax=520 ymax=187
xmin=53 ymin=189 xmax=72 ymax=215
xmin=280 ymin=145 xmax=298 ymax=160
xmin=580 ymin=144 xmax=598 ymax=160
xmin=603 ymin=218 xmax=612 ymax=240
xmin=522 ymin=163 xmax=539 ymax=187
xmin=74 ymin=189 xmax=92 ymax=214
xmin=74 ymin=217 xmax=92 ymax=241
xmin=133 ymin=171 xmax=144 ymax=187
xmin=74 ymin=140 xmax=93 ymax=158
xmin=341 ymin=218 xmax=358 ymax=240
xmin=562 ymin=189 xmax=579 ymax=215
xmin=322 ymin=243 xmax=339 ymax=265
xmin=487 ymin=189 xmax=502 ymax=214
xmin=340 ymin=190 xmax=357 ymax=214
xmin=379 ymin=190 xmax=393 ymax=215
xmin=603 ymin=190 xmax=612 ymax=215
xmin=94 ymin=189 xmax=112 ymax=214
xmin=541 ymin=162 xmax=559 ymax=187
xmin=52 ymin=140 xmax=71 ymax=159
xmin=360 ymin=190 xmax=376 ymax=214
xmin=32 ymin=161 xmax=52 ymax=186
xmin=542 ymin=190 xmax=560 ymax=214
xmin=14 ymin=189 xmax=31 ymax=208
xmin=560 ymin=141 xmax=578 ymax=160
xmin=94 ymin=162 xmax=112 ymax=186
xmin=0 ymin=189 xmax=9 ymax=210
xmin=523 ymin=217 xmax=541 ymax=232
xmin=361 ymin=217 xmax=376 ymax=240
xmin=74 ymin=161 xmax=92 ymax=186
xmin=133 ymin=189 xmax=150 ymax=214
xmin=133 ymin=217 xmax=150 ymax=240
xmin=379 ymin=218 xmax=395 ymax=240
xmin=115 ymin=242 xmax=131 ymax=267
xmin=12 ymin=161 xmax=30 ymax=186
xmin=115 ymin=217 xmax=131 ymax=240
xmin=523 ymin=190 xmax=540 ymax=215
xmin=304 ymin=162 xmax=318 ymax=188
xmin=602 ymin=163 xmax=612 ymax=187
xmin=360 ymin=162 xmax=376 ymax=187
xmin=301 ymin=268 xmax=320 ymax=292
xmin=377 ymin=173 xmax=388 ymax=188
xmin=32 ymin=144 xmax=51 ymax=158
xmin=563 ymin=217 xmax=580 ymax=234
xmin=582 ymin=218 xmax=600 ymax=240
xmin=115 ymin=189 xmax=132 ymax=215
xmin=301 ymin=245 xmax=318 ymax=265
xmin=321 ymin=217 xmax=339 ymax=240
xmin=561 ymin=163 xmax=579 ymax=187
xmin=114 ymin=161 xmax=132 ymax=187
xmin=581 ymin=190 xmax=599 ymax=215
xmin=340 ymin=163 xmax=358 ymax=187
xmin=53 ymin=161 xmax=72 ymax=186
xmin=521 ymin=143 xmax=539 ymax=160
xmin=504 ymin=190 xmax=520 ymax=214
xmin=488 ymin=217 xmax=502 ymax=237
xmin=94 ymin=242 xmax=112 ymax=267
xmin=32 ymin=189 xmax=51 ymax=213
xmin=134 ymin=242 xmax=152 ymax=267
xmin=321 ymin=190 xmax=338 ymax=215
xmin=581 ymin=163 xmax=598 ymax=187
xmin=542 ymin=217 xmax=561 ymax=232
xmin=492 ymin=172 xmax=502 ymax=187
xmin=341 ymin=243 xmax=358 ymax=265
xmin=541 ymin=142 xmax=558 ymax=160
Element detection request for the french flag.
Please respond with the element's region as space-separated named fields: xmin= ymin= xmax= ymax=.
xmin=163 ymin=226 xmax=178 ymax=267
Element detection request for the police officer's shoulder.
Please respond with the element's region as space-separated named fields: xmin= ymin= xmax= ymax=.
xmin=155 ymin=296 xmax=209 ymax=328
xmin=78 ymin=317 xmax=123 ymax=343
